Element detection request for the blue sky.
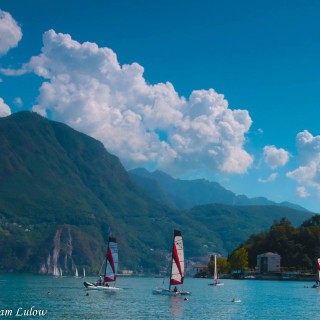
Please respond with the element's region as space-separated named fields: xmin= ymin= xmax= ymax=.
xmin=0 ymin=0 xmax=320 ymax=212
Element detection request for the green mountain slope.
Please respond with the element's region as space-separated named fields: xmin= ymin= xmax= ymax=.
xmin=0 ymin=112 xmax=175 ymax=273
xmin=0 ymin=112 xmax=314 ymax=274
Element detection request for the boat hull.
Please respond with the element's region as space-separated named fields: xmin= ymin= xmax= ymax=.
xmin=179 ymin=290 xmax=191 ymax=295
xmin=152 ymin=287 xmax=191 ymax=296
xmin=83 ymin=282 xmax=122 ymax=291
xmin=152 ymin=288 xmax=180 ymax=296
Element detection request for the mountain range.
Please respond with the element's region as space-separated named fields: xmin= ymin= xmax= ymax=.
xmin=0 ymin=111 xmax=315 ymax=274
xmin=128 ymin=168 xmax=307 ymax=211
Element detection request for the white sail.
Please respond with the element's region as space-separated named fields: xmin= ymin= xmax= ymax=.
xmin=83 ymin=267 xmax=86 ymax=278
xmin=170 ymin=230 xmax=184 ymax=287
xmin=75 ymin=267 xmax=79 ymax=278
xmin=211 ymin=254 xmax=224 ymax=286
xmin=152 ymin=229 xmax=191 ymax=295
xmin=213 ymin=255 xmax=218 ymax=281
xmin=53 ymin=265 xmax=59 ymax=277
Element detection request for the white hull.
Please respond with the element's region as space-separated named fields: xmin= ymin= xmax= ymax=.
xmin=83 ymin=282 xmax=122 ymax=291
xmin=152 ymin=287 xmax=191 ymax=296
xmin=179 ymin=290 xmax=191 ymax=295
xmin=152 ymin=288 xmax=180 ymax=296
xmin=209 ymin=282 xmax=224 ymax=286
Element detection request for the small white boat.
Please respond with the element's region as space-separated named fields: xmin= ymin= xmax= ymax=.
xmin=84 ymin=237 xmax=122 ymax=291
xmin=83 ymin=281 xmax=122 ymax=291
xmin=208 ymin=254 xmax=224 ymax=286
xmin=152 ymin=230 xmax=191 ymax=296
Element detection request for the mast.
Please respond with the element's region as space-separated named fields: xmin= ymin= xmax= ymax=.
xmin=214 ymin=254 xmax=217 ymax=283
xmin=168 ymin=231 xmax=175 ymax=291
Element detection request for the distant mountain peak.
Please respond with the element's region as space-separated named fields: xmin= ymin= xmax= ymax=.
xmin=129 ymin=168 xmax=309 ymax=212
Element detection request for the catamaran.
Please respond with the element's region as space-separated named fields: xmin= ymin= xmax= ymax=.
xmin=84 ymin=237 xmax=122 ymax=291
xmin=152 ymin=230 xmax=191 ymax=296
xmin=312 ymin=258 xmax=320 ymax=288
xmin=209 ymin=254 xmax=224 ymax=286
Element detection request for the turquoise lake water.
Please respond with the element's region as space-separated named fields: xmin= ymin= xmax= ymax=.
xmin=0 ymin=274 xmax=319 ymax=319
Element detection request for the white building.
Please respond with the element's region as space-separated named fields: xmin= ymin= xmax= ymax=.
xmin=257 ymin=252 xmax=281 ymax=273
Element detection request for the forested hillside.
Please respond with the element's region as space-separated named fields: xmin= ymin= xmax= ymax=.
xmin=0 ymin=112 xmax=314 ymax=274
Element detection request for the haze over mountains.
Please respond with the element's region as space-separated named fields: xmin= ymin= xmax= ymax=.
xmin=0 ymin=112 xmax=314 ymax=274
xmin=129 ymin=168 xmax=308 ymax=211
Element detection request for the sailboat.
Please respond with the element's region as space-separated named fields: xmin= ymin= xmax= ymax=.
xmin=53 ymin=265 xmax=60 ymax=278
xmin=74 ymin=267 xmax=80 ymax=278
xmin=82 ymin=267 xmax=86 ymax=278
xmin=83 ymin=237 xmax=122 ymax=291
xmin=209 ymin=254 xmax=224 ymax=286
xmin=152 ymin=230 xmax=191 ymax=296
xmin=312 ymin=258 xmax=320 ymax=288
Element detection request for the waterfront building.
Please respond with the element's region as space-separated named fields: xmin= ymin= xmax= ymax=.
xmin=257 ymin=252 xmax=281 ymax=273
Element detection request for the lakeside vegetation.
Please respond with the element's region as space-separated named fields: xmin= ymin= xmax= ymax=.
xmin=203 ymin=215 xmax=320 ymax=278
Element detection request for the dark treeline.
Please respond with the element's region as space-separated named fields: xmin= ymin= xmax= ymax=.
xmin=239 ymin=215 xmax=320 ymax=271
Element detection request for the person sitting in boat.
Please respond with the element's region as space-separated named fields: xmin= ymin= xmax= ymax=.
xmin=173 ymin=286 xmax=178 ymax=292
xmin=96 ymin=276 xmax=103 ymax=286
xmin=105 ymin=283 xmax=109 ymax=287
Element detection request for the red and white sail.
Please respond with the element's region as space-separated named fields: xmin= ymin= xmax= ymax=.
xmin=170 ymin=230 xmax=185 ymax=286
xmin=317 ymin=258 xmax=320 ymax=281
xmin=104 ymin=237 xmax=118 ymax=283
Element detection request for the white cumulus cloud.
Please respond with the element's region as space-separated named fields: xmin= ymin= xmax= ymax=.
xmin=258 ymin=173 xmax=277 ymax=183
xmin=296 ymin=186 xmax=310 ymax=198
xmin=0 ymin=97 xmax=11 ymax=117
xmin=262 ymin=145 xmax=289 ymax=169
xmin=0 ymin=9 xmax=22 ymax=55
xmin=287 ymin=130 xmax=320 ymax=193
xmin=2 ymin=29 xmax=254 ymax=175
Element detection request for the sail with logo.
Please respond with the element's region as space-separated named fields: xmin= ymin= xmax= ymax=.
xmin=152 ymin=230 xmax=191 ymax=296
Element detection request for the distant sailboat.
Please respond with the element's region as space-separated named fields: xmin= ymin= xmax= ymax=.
xmin=53 ymin=265 xmax=60 ymax=278
xmin=152 ymin=230 xmax=191 ymax=296
xmin=74 ymin=267 xmax=80 ymax=278
xmin=53 ymin=265 xmax=63 ymax=278
xmin=84 ymin=237 xmax=122 ymax=291
xmin=209 ymin=255 xmax=224 ymax=286
xmin=83 ymin=267 xmax=86 ymax=278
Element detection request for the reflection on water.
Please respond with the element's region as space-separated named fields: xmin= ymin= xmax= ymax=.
xmin=169 ymin=296 xmax=184 ymax=318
